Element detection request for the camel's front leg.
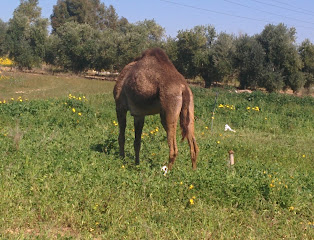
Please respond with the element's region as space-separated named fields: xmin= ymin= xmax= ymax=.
xmin=134 ymin=116 xmax=145 ymax=165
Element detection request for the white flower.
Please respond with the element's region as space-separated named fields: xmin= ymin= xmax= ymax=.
xmin=225 ymin=124 xmax=236 ymax=132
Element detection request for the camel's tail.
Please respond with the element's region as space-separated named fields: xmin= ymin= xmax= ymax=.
xmin=180 ymin=86 xmax=199 ymax=169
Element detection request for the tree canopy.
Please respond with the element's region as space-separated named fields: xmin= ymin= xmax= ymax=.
xmin=5 ymin=0 xmax=48 ymax=69
xmin=51 ymin=0 xmax=120 ymax=32
xmin=0 ymin=1 xmax=313 ymax=92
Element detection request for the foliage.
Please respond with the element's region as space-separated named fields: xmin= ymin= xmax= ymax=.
xmin=299 ymin=39 xmax=314 ymax=89
xmin=234 ymin=35 xmax=266 ymax=89
xmin=5 ymin=0 xmax=48 ymax=69
xmin=175 ymin=25 xmax=217 ymax=87
xmin=112 ymin=19 xmax=165 ymax=70
xmin=261 ymin=66 xmax=285 ymax=92
xmin=209 ymin=32 xmax=236 ymax=84
xmin=51 ymin=0 xmax=120 ymax=32
xmin=257 ymin=23 xmax=303 ymax=92
xmin=3 ymin=1 xmax=314 ymax=93
xmin=46 ymin=18 xmax=165 ymax=72
xmin=0 ymin=19 xmax=8 ymax=56
xmin=52 ymin=21 xmax=100 ymax=72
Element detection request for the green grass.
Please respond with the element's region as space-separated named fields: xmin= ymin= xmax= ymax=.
xmin=0 ymin=72 xmax=313 ymax=239
xmin=0 ymin=71 xmax=113 ymax=100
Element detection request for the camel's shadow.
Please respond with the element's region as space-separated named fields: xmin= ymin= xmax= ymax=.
xmin=90 ymin=140 xmax=162 ymax=169
xmin=90 ymin=138 xmax=118 ymax=155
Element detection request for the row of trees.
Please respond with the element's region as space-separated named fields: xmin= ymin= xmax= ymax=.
xmin=170 ymin=24 xmax=314 ymax=92
xmin=0 ymin=0 xmax=313 ymax=92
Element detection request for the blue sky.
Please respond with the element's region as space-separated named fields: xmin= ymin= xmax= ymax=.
xmin=1 ymin=0 xmax=314 ymax=44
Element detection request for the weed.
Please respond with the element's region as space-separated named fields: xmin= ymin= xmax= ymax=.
xmin=0 ymin=75 xmax=313 ymax=239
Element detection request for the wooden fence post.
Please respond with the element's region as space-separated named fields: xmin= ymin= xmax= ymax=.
xmin=228 ymin=150 xmax=234 ymax=166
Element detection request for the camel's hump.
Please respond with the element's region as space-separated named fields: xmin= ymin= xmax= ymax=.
xmin=139 ymin=48 xmax=172 ymax=65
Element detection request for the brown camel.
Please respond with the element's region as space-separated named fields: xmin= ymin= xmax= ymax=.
xmin=113 ymin=48 xmax=199 ymax=170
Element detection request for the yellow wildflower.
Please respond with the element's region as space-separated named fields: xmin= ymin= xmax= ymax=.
xmin=0 ymin=57 xmax=14 ymax=66
xmin=72 ymin=108 xmax=76 ymax=113
xmin=189 ymin=184 xmax=194 ymax=189
xmin=289 ymin=206 xmax=294 ymax=211
xmin=78 ymin=112 xmax=82 ymax=116
xmin=189 ymin=199 xmax=194 ymax=205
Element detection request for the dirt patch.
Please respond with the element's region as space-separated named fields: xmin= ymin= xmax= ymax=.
xmin=5 ymin=226 xmax=79 ymax=239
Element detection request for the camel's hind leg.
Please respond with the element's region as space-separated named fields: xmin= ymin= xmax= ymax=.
xmin=187 ymin=135 xmax=198 ymax=170
xmin=134 ymin=116 xmax=145 ymax=165
xmin=160 ymin=105 xmax=181 ymax=170
xmin=116 ymin=108 xmax=127 ymax=158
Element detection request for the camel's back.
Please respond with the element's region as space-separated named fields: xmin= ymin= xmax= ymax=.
xmin=125 ymin=48 xmax=186 ymax=93
xmin=119 ymin=48 xmax=188 ymax=116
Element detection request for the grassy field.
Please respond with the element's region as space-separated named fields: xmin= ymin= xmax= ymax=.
xmin=0 ymin=71 xmax=313 ymax=239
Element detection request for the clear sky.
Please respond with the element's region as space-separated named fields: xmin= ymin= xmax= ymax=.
xmin=1 ymin=0 xmax=314 ymax=44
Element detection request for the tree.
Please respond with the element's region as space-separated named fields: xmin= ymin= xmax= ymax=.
xmin=53 ymin=21 xmax=100 ymax=72
xmin=257 ymin=23 xmax=303 ymax=92
xmin=209 ymin=32 xmax=235 ymax=84
xmin=175 ymin=25 xmax=216 ymax=87
xmin=234 ymin=35 xmax=266 ymax=89
xmin=14 ymin=0 xmax=41 ymax=22
xmin=299 ymin=39 xmax=314 ymax=90
xmin=175 ymin=26 xmax=236 ymax=87
xmin=51 ymin=0 xmax=119 ymax=32
xmin=103 ymin=5 xmax=118 ymax=30
xmin=6 ymin=0 xmax=48 ymax=69
xmin=113 ymin=19 xmax=165 ymax=70
xmin=0 ymin=19 xmax=8 ymax=56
